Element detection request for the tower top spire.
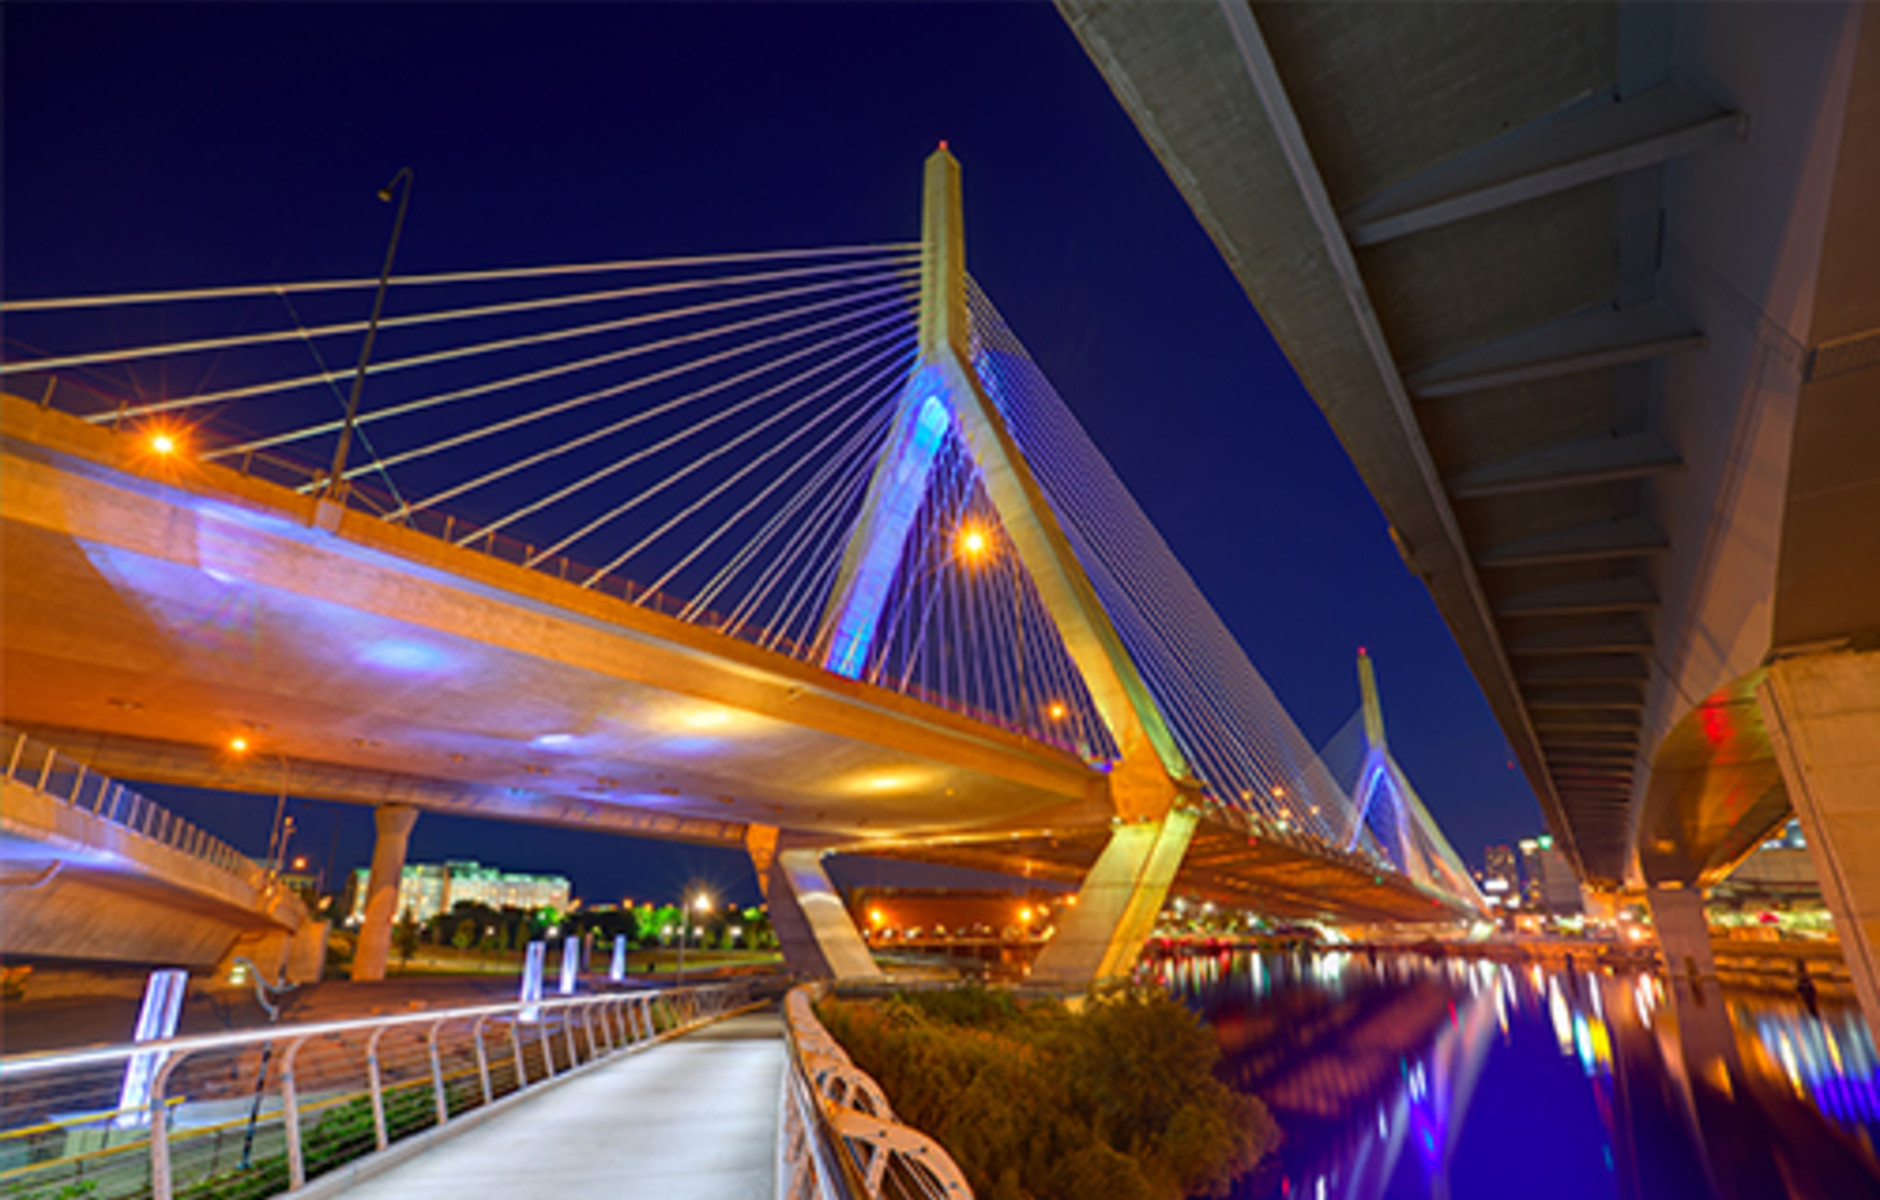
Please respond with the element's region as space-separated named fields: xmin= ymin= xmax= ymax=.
xmin=918 ymin=146 xmax=969 ymax=362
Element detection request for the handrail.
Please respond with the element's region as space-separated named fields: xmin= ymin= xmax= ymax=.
xmin=776 ymin=984 xmax=971 ymax=1200
xmin=0 ymin=726 xmax=266 ymax=890
xmin=0 ymin=980 xmax=749 ymax=1200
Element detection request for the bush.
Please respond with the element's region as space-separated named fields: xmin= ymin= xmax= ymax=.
xmin=817 ymin=987 xmax=1277 ymax=1200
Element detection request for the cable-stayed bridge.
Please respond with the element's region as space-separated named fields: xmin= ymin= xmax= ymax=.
xmin=1 ymin=148 xmax=1483 ymax=987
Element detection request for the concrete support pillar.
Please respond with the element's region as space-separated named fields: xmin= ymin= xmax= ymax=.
xmin=1647 ymin=885 xmax=1717 ymax=984
xmin=350 ymin=804 xmax=418 ymax=982
xmin=1758 ymin=649 xmax=1880 ymax=1033
xmin=286 ymin=920 xmax=329 ymax=984
xmin=765 ymin=847 xmax=881 ymax=981
xmin=1030 ymin=809 xmax=1197 ymax=990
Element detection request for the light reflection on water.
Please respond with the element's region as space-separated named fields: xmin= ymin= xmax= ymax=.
xmin=1149 ymin=949 xmax=1880 ymax=1200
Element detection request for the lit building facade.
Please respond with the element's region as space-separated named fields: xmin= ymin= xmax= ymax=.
xmin=1518 ymin=836 xmax=1583 ymax=917
xmin=1482 ymin=844 xmax=1519 ymax=909
xmin=346 ymin=860 xmax=571 ymax=925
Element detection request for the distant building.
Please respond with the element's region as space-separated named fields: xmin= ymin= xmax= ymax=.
xmin=1482 ymin=844 xmax=1519 ymax=908
xmin=1519 ymin=836 xmax=1583 ymax=917
xmin=849 ymin=887 xmax=1066 ymax=940
xmin=1711 ymin=818 xmax=1821 ymax=917
xmin=346 ymin=860 xmax=571 ymax=925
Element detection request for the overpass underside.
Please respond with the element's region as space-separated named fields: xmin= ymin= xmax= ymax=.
xmin=841 ymin=813 xmax=1473 ymax=929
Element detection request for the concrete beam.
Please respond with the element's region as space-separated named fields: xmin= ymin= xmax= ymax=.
xmin=1506 ymin=617 xmax=1655 ymax=655
xmin=1478 ymin=517 xmax=1669 ymax=569
xmin=1446 ymin=431 xmax=1681 ymax=499
xmin=1517 ymin=655 xmax=1652 ymax=684
xmin=1524 ymin=686 xmax=1647 ymax=711
xmin=27 ymin=727 xmax=751 ymax=849
xmin=1408 ymin=302 xmax=1704 ymax=399
xmin=1497 ymin=575 xmax=1658 ymax=618
xmin=1344 ymin=82 xmax=1745 ymax=247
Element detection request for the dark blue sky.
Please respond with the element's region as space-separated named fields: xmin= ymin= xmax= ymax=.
xmin=5 ymin=3 xmax=1543 ymax=905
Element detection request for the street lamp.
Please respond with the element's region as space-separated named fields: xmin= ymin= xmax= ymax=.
xmin=953 ymin=521 xmax=1033 ymax=722
xmin=325 ymin=167 xmax=413 ymax=502
xmin=675 ymin=890 xmax=712 ymax=981
xmin=229 ymin=736 xmax=293 ymax=876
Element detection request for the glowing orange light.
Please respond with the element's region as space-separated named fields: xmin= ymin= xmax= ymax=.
xmin=869 ymin=908 xmax=885 ymax=927
xmin=1046 ymin=700 xmax=1068 ymax=721
xmin=1019 ymin=907 xmax=1033 ymax=923
xmin=228 ymin=736 xmax=250 ymax=754
xmin=956 ymin=526 xmax=989 ymax=559
xmin=292 ymin=856 xmax=308 ymax=870
xmin=150 ymin=432 xmax=178 ymax=455
xmin=1273 ymin=786 xmax=1287 ymax=798
xmin=1064 ymin=894 xmax=1078 ymax=907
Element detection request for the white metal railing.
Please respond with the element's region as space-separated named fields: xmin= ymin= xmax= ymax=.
xmin=0 ymin=981 xmax=749 ymax=1200
xmin=1 ymin=727 xmax=262 ymax=886
xmin=777 ymin=985 xmax=972 ymax=1200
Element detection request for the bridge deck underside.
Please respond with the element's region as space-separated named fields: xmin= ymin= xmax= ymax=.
xmin=1 ymin=397 xmax=1101 ymax=845
xmin=851 ymin=814 xmax=1473 ymax=926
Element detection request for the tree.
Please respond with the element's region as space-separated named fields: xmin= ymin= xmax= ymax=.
xmin=452 ymin=918 xmax=476 ymax=951
xmin=394 ymin=910 xmax=421 ymax=967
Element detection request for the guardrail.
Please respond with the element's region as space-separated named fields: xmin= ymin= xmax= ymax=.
xmin=0 ymin=981 xmax=749 ymax=1200
xmin=777 ymin=985 xmax=971 ymax=1200
xmin=2 ymin=727 xmax=263 ymax=887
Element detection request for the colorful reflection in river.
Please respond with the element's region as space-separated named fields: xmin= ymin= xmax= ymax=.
xmin=1148 ymin=949 xmax=1880 ymax=1199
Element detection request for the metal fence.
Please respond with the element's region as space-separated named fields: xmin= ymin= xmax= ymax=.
xmin=0 ymin=982 xmax=749 ymax=1200
xmin=777 ymin=985 xmax=971 ymax=1200
xmin=2 ymin=727 xmax=262 ymax=886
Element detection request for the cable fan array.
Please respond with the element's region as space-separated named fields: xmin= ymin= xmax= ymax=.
xmin=1 ymin=245 xmax=1106 ymax=753
xmin=965 ymin=280 xmax=1375 ymax=847
xmin=4 ymin=241 xmax=1470 ymax=891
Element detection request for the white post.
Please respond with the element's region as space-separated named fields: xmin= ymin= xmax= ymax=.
xmin=117 ymin=969 xmax=188 ymax=1127
xmin=519 ymin=941 xmax=546 ymax=1021
xmin=559 ymin=935 xmax=580 ymax=995
xmin=609 ymin=934 xmax=627 ymax=982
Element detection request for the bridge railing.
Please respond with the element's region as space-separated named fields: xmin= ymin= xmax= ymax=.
xmin=2 ymin=727 xmax=264 ymax=888
xmin=0 ymin=981 xmax=750 ymax=1200
xmin=777 ymin=984 xmax=971 ymax=1200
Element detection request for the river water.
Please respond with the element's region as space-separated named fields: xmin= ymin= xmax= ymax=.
xmin=1151 ymin=949 xmax=1880 ymax=1200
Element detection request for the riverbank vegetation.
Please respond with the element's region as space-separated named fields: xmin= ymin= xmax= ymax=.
xmin=816 ymin=986 xmax=1278 ymax=1200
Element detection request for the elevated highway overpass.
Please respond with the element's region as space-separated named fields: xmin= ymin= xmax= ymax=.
xmin=1061 ymin=0 xmax=1880 ymax=1020
xmin=0 ymin=728 xmax=320 ymax=980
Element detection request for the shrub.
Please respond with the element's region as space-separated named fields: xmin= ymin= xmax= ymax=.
xmin=817 ymin=986 xmax=1278 ymax=1200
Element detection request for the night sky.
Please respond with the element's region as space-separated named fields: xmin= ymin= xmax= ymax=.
xmin=4 ymin=3 xmax=1544 ymax=907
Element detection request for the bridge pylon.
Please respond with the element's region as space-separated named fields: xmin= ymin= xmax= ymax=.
xmin=772 ymin=147 xmax=1199 ymax=987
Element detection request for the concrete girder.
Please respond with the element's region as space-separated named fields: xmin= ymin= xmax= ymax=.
xmin=19 ymin=726 xmax=754 ymax=848
xmin=1524 ymin=687 xmax=1647 ymax=712
xmin=1344 ymin=81 xmax=1745 ymax=249
xmin=1516 ymin=655 xmax=1653 ymax=684
xmin=1477 ymin=517 xmax=1669 ymax=569
xmin=1408 ymin=301 xmax=1705 ymax=399
xmin=1505 ymin=617 xmax=1655 ymax=655
xmin=1496 ymin=575 xmax=1658 ymax=618
xmin=1446 ymin=430 xmax=1681 ymax=500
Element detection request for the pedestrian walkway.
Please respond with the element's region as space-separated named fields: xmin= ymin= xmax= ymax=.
xmin=332 ymin=1009 xmax=784 ymax=1200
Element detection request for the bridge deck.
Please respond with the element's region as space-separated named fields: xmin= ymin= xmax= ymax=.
xmin=331 ymin=1011 xmax=784 ymax=1200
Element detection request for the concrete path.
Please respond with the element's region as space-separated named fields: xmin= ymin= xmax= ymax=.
xmin=334 ymin=1010 xmax=784 ymax=1200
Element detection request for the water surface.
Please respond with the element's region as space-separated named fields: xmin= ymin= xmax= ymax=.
xmin=1153 ymin=950 xmax=1880 ymax=1200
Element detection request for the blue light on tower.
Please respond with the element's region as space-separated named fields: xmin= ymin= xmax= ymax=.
xmin=823 ymin=387 xmax=952 ymax=678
